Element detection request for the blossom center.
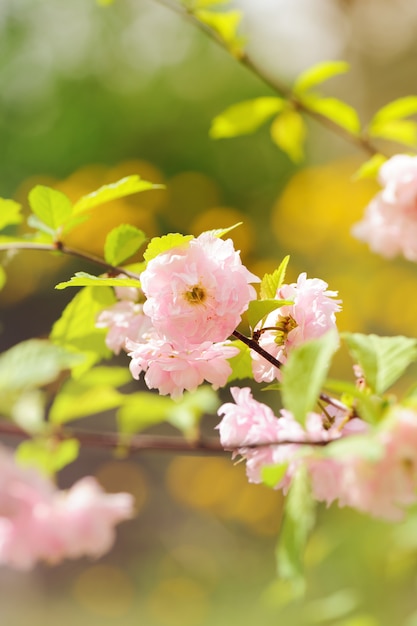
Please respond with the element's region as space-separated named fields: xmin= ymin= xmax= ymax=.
xmin=184 ymin=284 xmax=207 ymax=305
xmin=274 ymin=314 xmax=298 ymax=346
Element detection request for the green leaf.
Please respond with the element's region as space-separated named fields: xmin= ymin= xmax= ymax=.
xmin=27 ymin=213 xmax=56 ymax=239
xmin=260 ymin=255 xmax=290 ymax=300
xmin=72 ymin=176 xmax=163 ymax=214
xmin=322 ymin=432 xmax=384 ymax=462
xmin=270 ymin=110 xmax=307 ymax=163
xmin=11 ymin=389 xmax=46 ymax=434
xmin=342 ymin=333 xmax=417 ymax=395
xmin=143 ymin=233 xmax=193 ymax=263
xmin=227 ymin=341 xmax=254 ymax=382
xmin=371 ymin=96 xmax=417 ymax=124
xmin=210 ymin=97 xmax=285 ymax=139
xmin=117 ymin=393 xmax=174 ymax=434
xmin=0 ymin=199 xmax=23 ymax=230
xmin=16 ymin=438 xmax=80 ymax=476
xmin=261 ymin=463 xmax=289 ymax=488
xmin=304 ymin=96 xmax=361 ymax=135
xmin=50 ymin=383 xmax=124 ymax=424
xmin=167 ymin=386 xmax=220 ymax=439
xmin=281 ymin=331 xmax=339 ymax=426
xmin=50 ymin=286 xmax=115 ymax=376
xmin=247 ymin=298 xmax=293 ymax=330
xmin=276 ymin=466 xmax=316 ymax=592
xmin=28 ymin=186 xmax=73 ymax=232
xmin=104 ymin=224 xmax=146 ymax=266
xmin=55 ymin=272 xmax=141 ymax=290
xmin=202 ymin=222 xmax=242 ymax=238
xmin=368 ymin=119 xmax=417 ymax=147
xmin=324 ymin=379 xmax=385 ymax=424
xmin=293 ymin=60 xmax=350 ymax=95
xmin=195 ymin=9 xmax=244 ymax=55
xmin=193 ymin=0 xmax=229 ymax=7
xmin=353 ymin=154 xmax=387 ymax=180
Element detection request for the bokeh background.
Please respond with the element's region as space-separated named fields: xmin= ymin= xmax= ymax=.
xmin=2 ymin=0 xmax=417 ymax=624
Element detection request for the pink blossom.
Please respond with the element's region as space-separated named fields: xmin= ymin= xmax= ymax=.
xmin=140 ymin=233 xmax=259 ymax=350
xmin=0 ymin=447 xmax=134 ymax=570
xmin=251 ymin=273 xmax=341 ymax=383
xmin=127 ymin=334 xmax=239 ymax=399
xmin=96 ymin=301 xmax=152 ymax=354
xmin=352 ymin=154 xmax=417 ymax=261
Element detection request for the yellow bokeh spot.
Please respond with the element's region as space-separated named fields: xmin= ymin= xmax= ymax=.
xmin=95 ymin=461 xmax=148 ymax=514
xmin=146 ymin=576 xmax=208 ymax=626
xmin=190 ymin=206 xmax=255 ymax=258
xmin=72 ymin=564 xmax=135 ymax=618
xmin=163 ymin=171 xmax=221 ymax=230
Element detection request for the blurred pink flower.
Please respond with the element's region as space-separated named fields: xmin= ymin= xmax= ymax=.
xmin=140 ymin=233 xmax=259 ymax=350
xmin=0 ymin=447 xmax=134 ymax=569
xmin=96 ymin=301 xmax=152 ymax=354
xmin=352 ymin=154 xmax=417 ymax=261
xmin=127 ymin=334 xmax=239 ymax=399
xmin=251 ymin=273 xmax=341 ymax=383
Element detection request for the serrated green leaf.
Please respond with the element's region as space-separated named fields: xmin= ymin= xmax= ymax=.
xmin=50 ymin=286 xmax=115 ymax=377
xmin=276 ymin=466 xmax=316 ymax=592
xmin=261 ymin=462 xmax=289 ymax=488
xmin=293 ymin=60 xmax=350 ymax=95
xmin=16 ymin=438 xmax=80 ymax=476
xmin=342 ymin=333 xmax=417 ymax=395
xmin=104 ymin=224 xmax=146 ymax=266
xmin=369 ymin=119 xmax=417 ymax=147
xmin=304 ymin=96 xmax=361 ymax=135
xmin=353 ymin=154 xmax=387 ymax=181
xmin=195 ymin=9 xmax=244 ymax=55
xmin=371 ymin=96 xmax=417 ymax=125
xmin=281 ymin=331 xmax=339 ymax=426
xmin=260 ymin=255 xmax=290 ymax=300
xmin=324 ymin=379 xmax=385 ymax=424
xmin=117 ymin=393 xmax=174 ymax=434
xmin=210 ymin=97 xmax=285 ymax=139
xmin=55 ymin=272 xmax=141 ymax=290
xmin=247 ymin=298 xmax=293 ymax=330
xmin=270 ymin=110 xmax=306 ymax=163
xmin=202 ymin=222 xmax=242 ymax=238
xmin=227 ymin=341 xmax=254 ymax=382
xmin=72 ymin=176 xmax=163 ymax=214
xmin=143 ymin=233 xmax=193 ymax=263
xmin=0 ymin=199 xmax=23 ymax=230
xmin=28 ymin=186 xmax=73 ymax=232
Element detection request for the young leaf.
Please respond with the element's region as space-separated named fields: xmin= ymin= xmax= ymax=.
xmin=50 ymin=286 xmax=115 ymax=376
xmin=270 ymin=110 xmax=306 ymax=163
xmin=276 ymin=466 xmax=316 ymax=592
xmin=50 ymin=383 xmax=124 ymax=424
xmin=368 ymin=119 xmax=417 ymax=147
xmin=210 ymin=97 xmax=285 ymax=139
xmin=16 ymin=438 xmax=80 ymax=476
xmin=342 ymin=333 xmax=417 ymax=395
xmin=143 ymin=233 xmax=193 ymax=263
xmin=117 ymin=393 xmax=174 ymax=434
xmin=194 ymin=0 xmax=229 ymax=7
xmin=304 ymin=96 xmax=361 ymax=135
xmin=55 ymin=272 xmax=141 ymax=290
xmin=72 ymin=176 xmax=163 ymax=214
xmin=260 ymin=255 xmax=290 ymax=300
xmin=202 ymin=222 xmax=242 ymax=238
xmin=371 ymin=96 xmax=417 ymax=125
xmin=293 ymin=60 xmax=350 ymax=95
xmin=28 ymin=186 xmax=73 ymax=232
xmin=0 ymin=199 xmax=23 ymax=230
xmin=247 ymin=298 xmax=293 ymax=330
xmin=324 ymin=378 xmax=385 ymax=424
xmin=104 ymin=224 xmax=146 ymax=266
xmin=281 ymin=331 xmax=339 ymax=426
xmin=353 ymin=154 xmax=387 ymax=181
xmin=261 ymin=462 xmax=289 ymax=489
xmin=194 ymin=9 xmax=244 ymax=55
xmin=227 ymin=341 xmax=254 ymax=382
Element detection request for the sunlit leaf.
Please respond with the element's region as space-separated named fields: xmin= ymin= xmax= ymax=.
xmin=117 ymin=393 xmax=174 ymax=434
xmin=247 ymin=298 xmax=293 ymax=330
xmin=55 ymin=272 xmax=141 ymax=290
xmin=11 ymin=389 xmax=46 ymax=434
xmin=261 ymin=462 xmax=289 ymax=488
xmin=72 ymin=176 xmax=163 ymax=214
xmin=210 ymin=97 xmax=285 ymax=139
xmin=353 ymin=154 xmax=387 ymax=180
xmin=342 ymin=333 xmax=417 ymax=395
xmin=260 ymin=255 xmax=290 ymax=300
xmin=28 ymin=186 xmax=73 ymax=232
xmin=293 ymin=60 xmax=350 ymax=95
xmin=324 ymin=379 xmax=385 ymax=424
xmin=304 ymin=96 xmax=361 ymax=135
xmin=194 ymin=0 xmax=229 ymax=7
xmin=143 ymin=233 xmax=193 ymax=263
xmin=104 ymin=224 xmax=146 ymax=266
xmin=369 ymin=119 xmax=417 ymax=147
xmin=27 ymin=213 xmax=56 ymax=239
xmin=270 ymin=110 xmax=307 ymax=163
xmin=50 ymin=384 xmax=124 ymax=424
xmin=371 ymin=96 xmax=417 ymax=124
xmin=202 ymin=222 xmax=242 ymax=238
xmin=0 ymin=199 xmax=23 ymax=230
xmin=16 ymin=438 xmax=80 ymax=476
xmin=227 ymin=341 xmax=253 ymax=382
xmin=195 ymin=9 xmax=244 ymax=55
xmin=281 ymin=331 xmax=339 ymax=426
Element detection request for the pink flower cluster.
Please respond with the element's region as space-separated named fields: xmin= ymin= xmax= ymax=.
xmin=251 ymin=273 xmax=341 ymax=383
xmin=352 ymin=154 xmax=417 ymax=261
xmin=0 ymin=447 xmax=134 ymax=569
xmin=217 ymin=388 xmax=417 ymax=521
